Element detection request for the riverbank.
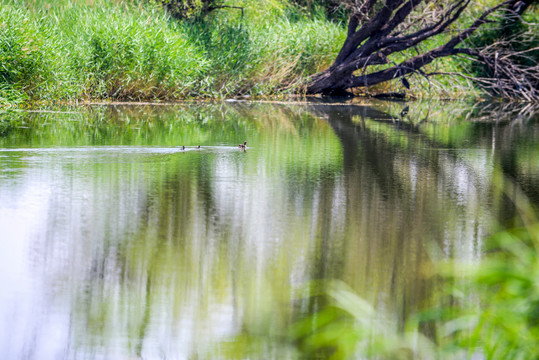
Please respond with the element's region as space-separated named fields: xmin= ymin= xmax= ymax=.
xmin=1 ymin=0 xmax=345 ymax=104
xmin=0 ymin=0 xmax=517 ymax=106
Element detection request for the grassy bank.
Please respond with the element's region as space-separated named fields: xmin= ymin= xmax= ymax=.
xmin=2 ymin=0 xmax=535 ymax=104
xmin=0 ymin=0 xmax=346 ymax=104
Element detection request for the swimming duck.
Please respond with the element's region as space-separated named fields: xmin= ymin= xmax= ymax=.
xmin=180 ymin=146 xmax=185 ymax=151
xmin=238 ymin=141 xmax=247 ymax=149
xmin=196 ymin=145 xmax=201 ymax=149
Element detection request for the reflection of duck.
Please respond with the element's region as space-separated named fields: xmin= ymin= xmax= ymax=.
xmin=238 ymin=141 xmax=247 ymax=149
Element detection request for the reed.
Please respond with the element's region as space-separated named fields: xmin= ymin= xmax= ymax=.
xmin=0 ymin=0 xmax=348 ymax=103
xmin=0 ymin=6 xmax=51 ymax=104
xmin=3 ymin=0 xmax=529 ymax=104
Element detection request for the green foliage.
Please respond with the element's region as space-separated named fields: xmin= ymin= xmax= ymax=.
xmin=157 ymin=0 xmax=221 ymax=20
xmin=469 ymin=6 xmax=539 ymax=68
xmin=289 ymin=281 xmax=432 ymax=359
xmin=61 ymin=4 xmax=209 ymax=99
xmin=287 ymin=0 xmax=348 ymax=22
xmin=3 ymin=0 xmax=525 ymax=103
xmin=249 ymin=18 xmax=345 ymax=93
xmin=0 ymin=7 xmax=49 ymax=103
xmin=290 ymin=182 xmax=539 ymax=359
xmin=279 ymin=224 xmax=539 ymax=359
xmin=180 ymin=19 xmax=254 ymax=95
xmin=0 ymin=1 xmax=213 ymax=101
xmin=0 ymin=0 xmax=348 ymax=103
xmin=438 ymin=176 xmax=539 ymax=359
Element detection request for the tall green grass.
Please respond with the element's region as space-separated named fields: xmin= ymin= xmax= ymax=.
xmin=62 ymin=4 xmax=210 ymax=100
xmin=0 ymin=0 xmax=346 ymax=104
xmin=4 ymin=0 xmax=528 ymax=103
xmin=1 ymin=1 xmax=211 ymax=102
xmin=0 ymin=6 xmax=50 ymax=104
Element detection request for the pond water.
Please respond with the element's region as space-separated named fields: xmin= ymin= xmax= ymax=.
xmin=0 ymin=100 xmax=537 ymax=359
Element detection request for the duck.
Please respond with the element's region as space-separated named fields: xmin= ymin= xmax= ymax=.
xmin=196 ymin=145 xmax=201 ymax=149
xmin=238 ymin=141 xmax=247 ymax=149
xmin=180 ymin=146 xmax=185 ymax=151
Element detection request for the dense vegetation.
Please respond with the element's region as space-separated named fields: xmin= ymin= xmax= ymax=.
xmin=0 ymin=0 xmax=346 ymax=104
xmin=305 ymin=0 xmax=538 ymax=100
xmin=3 ymin=0 xmax=535 ymax=105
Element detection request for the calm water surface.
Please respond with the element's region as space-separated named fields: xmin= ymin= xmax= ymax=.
xmin=0 ymin=101 xmax=537 ymax=359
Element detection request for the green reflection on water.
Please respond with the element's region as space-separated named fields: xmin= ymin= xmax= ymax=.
xmin=0 ymin=101 xmax=537 ymax=359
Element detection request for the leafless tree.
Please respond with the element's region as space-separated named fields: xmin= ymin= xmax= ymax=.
xmin=306 ymin=0 xmax=538 ymax=100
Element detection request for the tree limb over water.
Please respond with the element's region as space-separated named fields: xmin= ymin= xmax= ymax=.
xmin=306 ymin=0 xmax=538 ymax=100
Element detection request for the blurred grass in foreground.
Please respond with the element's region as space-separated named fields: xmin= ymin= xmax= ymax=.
xmin=433 ymin=171 xmax=539 ymax=359
xmin=215 ymin=169 xmax=539 ymax=359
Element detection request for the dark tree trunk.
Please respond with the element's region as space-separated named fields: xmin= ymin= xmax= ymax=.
xmin=305 ymin=0 xmax=538 ymax=100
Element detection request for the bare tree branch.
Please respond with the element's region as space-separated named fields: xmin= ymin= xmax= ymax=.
xmin=306 ymin=0 xmax=538 ymax=100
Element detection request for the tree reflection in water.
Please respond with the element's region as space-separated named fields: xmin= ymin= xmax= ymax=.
xmin=0 ymin=101 xmax=536 ymax=359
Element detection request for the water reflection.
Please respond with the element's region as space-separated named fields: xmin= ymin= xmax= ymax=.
xmin=0 ymin=101 xmax=537 ymax=359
